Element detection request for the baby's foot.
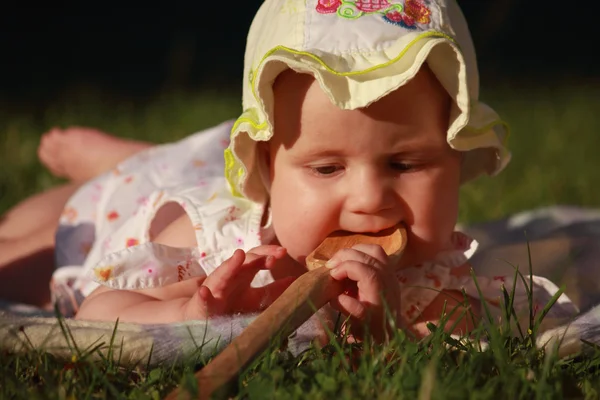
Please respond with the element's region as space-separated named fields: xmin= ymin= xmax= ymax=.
xmin=38 ymin=126 xmax=152 ymax=182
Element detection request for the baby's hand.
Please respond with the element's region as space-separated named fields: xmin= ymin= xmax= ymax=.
xmin=183 ymin=245 xmax=294 ymax=320
xmin=326 ymin=244 xmax=401 ymax=342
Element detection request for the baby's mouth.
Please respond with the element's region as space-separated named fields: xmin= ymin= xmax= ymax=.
xmin=331 ymin=225 xmax=402 ymax=238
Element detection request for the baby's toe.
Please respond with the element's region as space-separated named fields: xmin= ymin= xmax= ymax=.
xmin=41 ymin=128 xmax=65 ymax=152
xmin=37 ymin=133 xmax=53 ymax=162
xmin=62 ymin=126 xmax=106 ymax=141
xmin=38 ymin=128 xmax=69 ymax=175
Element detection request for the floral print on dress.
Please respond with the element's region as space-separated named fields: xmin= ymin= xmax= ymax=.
xmin=424 ymin=271 xmax=442 ymax=288
xmin=62 ymin=207 xmax=78 ymax=223
xmin=102 ymin=238 xmax=112 ymax=251
xmin=315 ymin=0 xmax=432 ymax=30
xmin=152 ymin=191 xmax=165 ymax=208
xmin=94 ymin=266 xmax=115 ymax=282
xmin=177 ymin=259 xmax=193 ymax=282
xmin=90 ymin=183 xmax=103 ymax=203
xmin=396 ymin=234 xmax=578 ymax=324
xmin=224 ymin=206 xmax=241 ymax=222
xmin=106 ymin=210 xmax=120 ymax=221
xmin=90 ymin=244 xmax=217 ymax=290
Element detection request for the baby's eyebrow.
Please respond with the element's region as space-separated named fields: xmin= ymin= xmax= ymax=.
xmin=294 ymin=148 xmax=343 ymax=158
xmin=291 ymin=143 xmax=448 ymax=160
xmin=390 ymin=143 xmax=451 ymax=155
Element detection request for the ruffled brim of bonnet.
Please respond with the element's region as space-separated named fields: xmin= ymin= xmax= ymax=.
xmin=225 ymin=0 xmax=511 ymax=204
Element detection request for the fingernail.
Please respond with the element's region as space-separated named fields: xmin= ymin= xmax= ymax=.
xmin=329 ymin=267 xmax=341 ymax=278
xmin=325 ymin=259 xmax=339 ymax=269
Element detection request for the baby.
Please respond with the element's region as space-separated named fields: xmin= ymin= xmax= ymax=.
xmin=3 ymin=0 xmax=578 ymax=342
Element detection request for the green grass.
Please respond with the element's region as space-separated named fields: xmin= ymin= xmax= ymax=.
xmin=1 ymin=84 xmax=600 ymax=399
xmin=460 ymin=84 xmax=600 ymax=222
xmin=2 ymin=85 xmax=599 ymax=221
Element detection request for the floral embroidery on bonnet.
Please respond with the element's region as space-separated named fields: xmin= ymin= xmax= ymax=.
xmin=315 ymin=0 xmax=432 ymax=30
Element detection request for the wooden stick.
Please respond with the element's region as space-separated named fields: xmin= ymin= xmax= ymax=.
xmin=165 ymin=267 xmax=344 ymax=400
xmin=165 ymin=226 xmax=407 ymax=400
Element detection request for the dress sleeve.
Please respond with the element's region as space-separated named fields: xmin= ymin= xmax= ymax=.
xmin=89 ymin=243 xmax=212 ymax=290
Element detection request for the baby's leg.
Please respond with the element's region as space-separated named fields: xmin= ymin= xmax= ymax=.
xmin=0 ymin=182 xmax=80 ymax=241
xmin=0 ymin=184 xmax=82 ymax=307
xmin=0 ymin=223 xmax=56 ymax=307
xmin=38 ymin=126 xmax=153 ymax=182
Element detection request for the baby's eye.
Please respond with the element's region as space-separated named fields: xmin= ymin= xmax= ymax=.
xmin=312 ymin=165 xmax=341 ymax=175
xmin=390 ymin=161 xmax=414 ymax=171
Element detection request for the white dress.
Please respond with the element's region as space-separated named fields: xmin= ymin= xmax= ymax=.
xmin=51 ymin=121 xmax=274 ymax=316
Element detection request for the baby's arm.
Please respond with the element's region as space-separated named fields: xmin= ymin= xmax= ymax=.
xmin=76 ymin=214 xmax=292 ymax=323
xmin=410 ymin=264 xmax=480 ymax=337
xmin=76 ymin=284 xmax=197 ymax=323
xmin=76 ymin=214 xmax=205 ymax=323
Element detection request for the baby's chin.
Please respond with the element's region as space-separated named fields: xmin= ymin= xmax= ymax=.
xmin=400 ymin=235 xmax=455 ymax=267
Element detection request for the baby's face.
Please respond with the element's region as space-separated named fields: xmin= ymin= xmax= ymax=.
xmin=263 ymin=66 xmax=462 ymax=268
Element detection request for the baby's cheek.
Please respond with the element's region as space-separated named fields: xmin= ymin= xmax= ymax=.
xmin=412 ymin=199 xmax=458 ymax=248
xmin=271 ymin=215 xmax=324 ymax=263
xmin=273 ymin=222 xmax=316 ymax=262
xmin=270 ymin=181 xmax=340 ymax=261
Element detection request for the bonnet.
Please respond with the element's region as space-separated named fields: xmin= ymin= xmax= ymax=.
xmin=225 ymin=0 xmax=511 ymax=203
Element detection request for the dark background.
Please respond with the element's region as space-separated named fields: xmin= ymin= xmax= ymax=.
xmin=0 ymin=0 xmax=597 ymax=110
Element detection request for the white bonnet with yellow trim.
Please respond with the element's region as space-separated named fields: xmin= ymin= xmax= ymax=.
xmin=225 ymin=0 xmax=511 ymax=204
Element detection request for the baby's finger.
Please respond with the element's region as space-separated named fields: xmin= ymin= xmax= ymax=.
xmin=243 ymin=245 xmax=286 ymax=270
xmin=242 ymin=253 xmax=277 ymax=269
xmin=330 ymin=293 xmax=367 ymax=321
xmin=197 ymin=285 xmax=215 ymax=315
xmin=204 ymin=249 xmax=249 ymax=291
xmin=349 ymin=244 xmax=388 ymax=264
xmin=185 ymin=285 xmax=217 ymax=318
xmin=329 ymin=260 xmax=381 ymax=285
xmin=232 ymin=255 xmax=273 ymax=285
xmin=329 ymin=261 xmax=387 ymax=304
xmin=326 ymin=247 xmax=386 ymax=270
xmin=246 ymin=245 xmax=287 ymax=264
xmin=210 ymin=255 xmax=275 ymax=299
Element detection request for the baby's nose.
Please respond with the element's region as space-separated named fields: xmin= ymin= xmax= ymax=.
xmin=346 ymin=174 xmax=395 ymax=215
